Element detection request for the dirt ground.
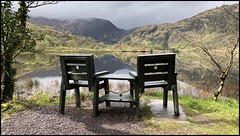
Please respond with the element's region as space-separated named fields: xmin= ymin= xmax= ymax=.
xmin=1 ymin=99 xmax=199 ymax=135
xmin=1 ymin=101 xmax=148 ymax=135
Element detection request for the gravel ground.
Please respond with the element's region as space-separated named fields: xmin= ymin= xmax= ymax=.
xmin=1 ymin=101 xmax=147 ymax=135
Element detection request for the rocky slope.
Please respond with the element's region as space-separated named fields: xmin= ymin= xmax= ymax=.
xmin=118 ymin=3 xmax=239 ymax=50
xmin=28 ymin=17 xmax=134 ymax=44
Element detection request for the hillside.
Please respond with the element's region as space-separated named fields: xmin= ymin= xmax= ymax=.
xmin=26 ymin=22 xmax=108 ymax=51
xmin=28 ymin=17 xmax=134 ymax=44
xmin=118 ymin=3 xmax=239 ymax=50
xmin=27 ymin=3 xmax=239 ymax=51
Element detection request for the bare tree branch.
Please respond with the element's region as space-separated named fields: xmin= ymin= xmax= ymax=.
xmin=180 ymin=33 xmax=224 ymax=73
xmin=226 ymin=36 xmax=239 ymax=71
xmin=27 ymin=1 xmax=61 ymax=8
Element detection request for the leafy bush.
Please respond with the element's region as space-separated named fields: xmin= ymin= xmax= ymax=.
xmin=27 ymin=90 xmax=53 ymax=106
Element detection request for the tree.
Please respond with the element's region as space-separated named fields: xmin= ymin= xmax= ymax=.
xmin=67 ymin=40 xmax=78 ymax=47
xmin=1 ymin=1 xmax=59 ymax=102
xmin=35 ymin=40 xmax=49 ymax=51
xmin=181 ymin=4 xmax=239 ymax=101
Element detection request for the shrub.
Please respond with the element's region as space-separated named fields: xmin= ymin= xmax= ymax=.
xmin=27 ymin=90 xmax=52 ymax=106
xmin=25 ymin=77 xmax=34 ymax=90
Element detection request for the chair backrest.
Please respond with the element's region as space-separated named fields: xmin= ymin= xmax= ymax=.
xmin=137 ymin=53 xmax=176 ymax=93
xmin=60 ymin=54 xmax=95 ymax=89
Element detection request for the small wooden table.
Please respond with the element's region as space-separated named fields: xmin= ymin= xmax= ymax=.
xmin=93 ymin=73 xmax=140 ymax=117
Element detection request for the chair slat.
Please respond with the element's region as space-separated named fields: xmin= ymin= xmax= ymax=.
xmin=143 ymin=57 xmax=169 ymax=64
xmin=66 ymin=59 xmax=86 ymax=64
xmin=144 ymin=80 xmax=168 ymax=88
xmin=67 ymin=65 xmax=87 ymax=73
xmin=144 ymin=73 xmax=168 ymax=81
xmin=69 ymin=80 xmax=89 ymax=87
xmin=68 ymin=72 xmax=88 ymax=80
xmin=144 ymin=64 xmax=169 ymax=73
xmin=67 ymin=63 xmax=86 ymax=66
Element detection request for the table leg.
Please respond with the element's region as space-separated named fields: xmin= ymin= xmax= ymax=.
xmin=105 ymin=79 xmax=110 ymax=107
xmin=130 ymin=81 xmax=134 ymax=108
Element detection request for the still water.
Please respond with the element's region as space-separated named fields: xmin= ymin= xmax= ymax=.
xmin=15 ymin=51 xmax=239 ymax=100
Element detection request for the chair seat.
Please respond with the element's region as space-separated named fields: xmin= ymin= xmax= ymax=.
xmin=144 ymin=80 xmax=168 ymax=88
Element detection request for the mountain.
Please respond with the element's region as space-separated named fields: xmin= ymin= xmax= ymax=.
xmin=118 ymin=3 xmax=239 ymax=50
xmin=27 ymin=17 xmax=134 ymax=44
xmin=27 ymin=3 xmax=238 ymax=49
xmin=26 ymin=21 xmax=107 ymax=50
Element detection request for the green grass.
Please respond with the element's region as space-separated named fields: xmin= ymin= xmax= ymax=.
xmin=1 ymin=89 xmax=93 ymax=123
xmin=141 ymin=90 xmax=239 ymax=135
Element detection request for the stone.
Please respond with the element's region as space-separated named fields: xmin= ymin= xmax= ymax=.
xmin=147 ymin=99 xmax=190 ymax=124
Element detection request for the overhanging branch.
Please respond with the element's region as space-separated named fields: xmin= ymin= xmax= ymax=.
xmin=27 ymin=1 xmax=61 ymax=8
xmin=180 ymin=33 xmax=224 ymax=73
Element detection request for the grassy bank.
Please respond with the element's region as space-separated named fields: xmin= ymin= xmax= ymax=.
xmin=141 ymin=90 xmax=239 ymax=135
xmin=1 ymin=90 xmax=239 ymax=135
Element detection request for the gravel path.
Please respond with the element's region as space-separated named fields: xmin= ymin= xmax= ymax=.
xmin=1 ymin=101 xmax=147 ymax=135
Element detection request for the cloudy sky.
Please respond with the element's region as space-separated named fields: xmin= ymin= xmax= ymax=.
xmin=14 ymin=1 xmax=239 ymax=30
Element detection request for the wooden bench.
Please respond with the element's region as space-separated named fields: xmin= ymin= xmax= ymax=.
xmin=59 ymin=54 xmax=109 ymax=114
xmin=129 ymin=53 xmax=180 ymax=116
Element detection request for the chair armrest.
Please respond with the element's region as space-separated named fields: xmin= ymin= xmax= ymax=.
xmin=94 ymin=71 xmax=110 ymax=77
xmin=129 ymin=71 xmax=137 ymax=78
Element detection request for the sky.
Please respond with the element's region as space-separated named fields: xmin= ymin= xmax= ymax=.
xmin=13 ymin=1 xmax=239 ymax=30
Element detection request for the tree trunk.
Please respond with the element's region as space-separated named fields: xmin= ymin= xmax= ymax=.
xmin=2 ymin=1 xmax=27 ymax=102
xmin=2 ymin=53 xmax=16 ymax=101
xmin=214 ymin=79 xmax=225 ymax=102
xmin=1 ymin=53 xmax=5 ymax=101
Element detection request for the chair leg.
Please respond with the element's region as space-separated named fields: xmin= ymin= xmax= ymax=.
xmin=104 ymin=79 xmax=110 ymax=107
xmin=163 ymin=87 xmax=168 ymax=107
xmin=93 ymin=80 xmax=99 ymax=117
xmin=135 ymin=85 xmax=141 ymax=118
xmin=59 ymin=85 xmax=66 ymax=114
xmin=75 ymin=87 xmax=81 ymax=107
xmin=172 ymin=85 xmax=180 ymax=116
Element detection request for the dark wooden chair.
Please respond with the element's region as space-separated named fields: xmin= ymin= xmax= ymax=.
xmin=59 ymin=54 xmax=109 ymax=114
xmin=129 ymin=53 xmax=180 ymax=116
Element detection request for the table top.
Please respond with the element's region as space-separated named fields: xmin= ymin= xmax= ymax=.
xmin=96 ymin=73 xmax=135 ymax=80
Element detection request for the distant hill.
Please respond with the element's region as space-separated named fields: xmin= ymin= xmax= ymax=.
xmin=27 ymin=3 xmax=238 ymax=50
xmin=118 ymin=3 xmax=239 ymax=50
xmin=27 ymin=17 xmax=135 ymax=44
xmin=26 ymin=21 xmax=107 ymax=50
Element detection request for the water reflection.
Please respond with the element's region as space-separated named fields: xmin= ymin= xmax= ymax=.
xmin=21 ymin=54 xmax=135 ymax=78
xmin=15 ymin=51 xmax=239 ymax=100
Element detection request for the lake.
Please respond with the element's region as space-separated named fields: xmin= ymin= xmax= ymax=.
xmin=14 ymin=50 xmax=239 ymax=100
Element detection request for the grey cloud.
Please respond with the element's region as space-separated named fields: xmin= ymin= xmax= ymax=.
xmin=26 ymin=1 xmax=239 ymax=29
